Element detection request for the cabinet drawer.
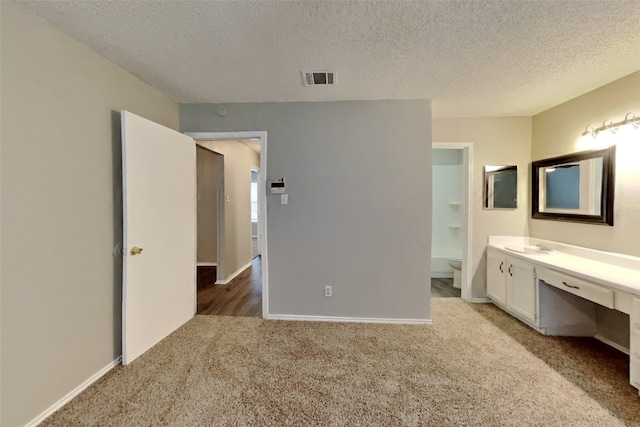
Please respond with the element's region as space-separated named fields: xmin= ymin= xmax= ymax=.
xmin=538 ymin=268 xmax=614 ymax=309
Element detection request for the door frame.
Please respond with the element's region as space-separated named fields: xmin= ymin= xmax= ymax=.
xmin=250 ymin=167 xmax=261 ymax=258
xmin=186 ymin=131 xmax=269 ymax=318
xmin=432 ymin=142 xmax=473 ymax=302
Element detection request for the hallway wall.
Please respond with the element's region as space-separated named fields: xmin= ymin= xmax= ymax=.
xmin=198 ymin=140 xmax=259 ymax=280
xmin=196 ymin=146 xmax=222 ymax=263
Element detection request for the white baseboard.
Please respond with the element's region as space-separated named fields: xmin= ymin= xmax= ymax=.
xmin=431 ymin=273 xmax=454 ymax=279
xmin=594 ymin=333 xmax=630 ymax=355
xmin=197 ymin=262 xmax=217 ymax=267
xmin=215 ymin=260 xmax=252 ymax=285
xmin=25 ymin=357 xmax=122 ymax=427
xmin=466 ymin=297 xmax=491 ymax=303
xmin=266 ymin=314 xmax=432 ymax=325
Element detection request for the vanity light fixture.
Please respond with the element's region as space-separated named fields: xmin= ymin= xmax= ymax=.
xmin=582 ymin=112 xmax=640 ymax=138
xmin=582 ymin=125 xmax=597 ymax=138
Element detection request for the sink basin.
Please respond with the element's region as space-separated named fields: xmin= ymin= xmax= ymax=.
xmin=505 ymin=245 xmax=551 ymax=255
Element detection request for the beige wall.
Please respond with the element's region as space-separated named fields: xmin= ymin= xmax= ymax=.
xmin=432 ymin=118 xmax=532 ymax=299
xmin=199 ymin=141 xmax=259 ymax=280
xmin=196 ymin=146 xmax=221 ymax=263
xmin=531 ymin=71 xmax=640 ymax=350
xmin=0 ymin=3 xmax=179 ymax=426
xmin=531 ymin=71 xmax=640 ymax=257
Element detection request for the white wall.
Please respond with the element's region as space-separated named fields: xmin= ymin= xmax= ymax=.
xmin=432 ymin=118 xmax=532 ymax=299
xmin=0 ymin=4 xmax=179 ymax=426
xmin=431 ymin=149 xmax=463 ymax=276
xmin=181 ymin=101 xmax=432 ymax=320
xmin=198 ymin=140 xmax=259 ymax=280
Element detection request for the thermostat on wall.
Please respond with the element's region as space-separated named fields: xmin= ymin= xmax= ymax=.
xmin=270 ymin=178 xmax=286 ymax=194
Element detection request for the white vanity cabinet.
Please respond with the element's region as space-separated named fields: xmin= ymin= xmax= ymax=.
xmin=486 ymin=248 xmax=537 ymax=324
xmin=487 ymin=236 xmax=640 ymax=395
xmin=486 ymin=250 xmax=507 ymax=305
xmin=507 ymin=257 xmax=537 ymax=323
xmin=631 ymin=297 xmax=640 ymax=390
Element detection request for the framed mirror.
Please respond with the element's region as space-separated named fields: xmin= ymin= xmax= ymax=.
xmin=532 ymin=146 xmax=615 ymax=225
xmin=484 ymin=165 xmax=518 ymax=209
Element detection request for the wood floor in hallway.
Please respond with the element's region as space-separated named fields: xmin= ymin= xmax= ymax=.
xmin=197 ymin=257 xmax=262 ymax=317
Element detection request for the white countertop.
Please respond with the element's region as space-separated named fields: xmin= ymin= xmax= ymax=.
xmin=488 ymin=238 xmax=640 ymax=296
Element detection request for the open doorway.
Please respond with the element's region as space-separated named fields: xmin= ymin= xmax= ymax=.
xmin=192 ymin=136 xmax=265 ymax=317
xmin=431 ymin=142 xmax=473 ymax=301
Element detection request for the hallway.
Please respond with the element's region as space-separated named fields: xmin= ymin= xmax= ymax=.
xmin=197 ymin=257 xmax=262 ymax=317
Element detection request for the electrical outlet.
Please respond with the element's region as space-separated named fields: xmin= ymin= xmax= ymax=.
xmin=324 ymin=285 xmax=332 ymax=297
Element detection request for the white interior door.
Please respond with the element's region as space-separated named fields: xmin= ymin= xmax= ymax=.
xmin=121 ymin=111 xmax=196 ymax=365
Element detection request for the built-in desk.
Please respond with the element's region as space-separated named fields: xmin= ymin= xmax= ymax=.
xmin=486 ymin=236 xmax=640 ymax=394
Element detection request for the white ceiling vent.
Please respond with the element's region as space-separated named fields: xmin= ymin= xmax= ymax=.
xmin=302 ymin=71 xmax=335 ymax=86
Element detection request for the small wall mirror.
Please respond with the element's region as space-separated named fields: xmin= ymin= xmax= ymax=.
xmin=532 ymin=146 xmax=615 ymax=225
xmin=484 ymin=165 xmax=518 ymax=209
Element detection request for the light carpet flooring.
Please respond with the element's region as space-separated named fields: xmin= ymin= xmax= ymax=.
xmin=42 ymin=299 xmax=640 ymax=426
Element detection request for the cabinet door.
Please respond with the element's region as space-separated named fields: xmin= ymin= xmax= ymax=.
xmin=487 ymin=250 xmax=507 ymax=305
xmin=507 ymin=257 xmax=537 ymax=323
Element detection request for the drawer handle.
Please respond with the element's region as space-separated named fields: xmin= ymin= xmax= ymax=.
xmin=508 ymin=265 xmax=513 ymax=277
xmin=499 ymin=261 xmax=504 ymax=273
xmin=562 ymin=281 xmax=580 ymax=290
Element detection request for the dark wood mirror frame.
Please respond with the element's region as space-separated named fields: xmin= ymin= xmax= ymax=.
xmin=531 ymin=146 xmax=616 ymax=225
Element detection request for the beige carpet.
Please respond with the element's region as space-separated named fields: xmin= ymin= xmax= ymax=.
xmin=42 ymin=300 xmax=640 ymax=426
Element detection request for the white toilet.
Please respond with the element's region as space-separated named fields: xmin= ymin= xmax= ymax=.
xmin=447 ymin=257 xmax=462 ymax=289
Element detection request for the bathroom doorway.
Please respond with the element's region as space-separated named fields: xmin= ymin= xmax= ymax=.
xmin=431 ymin=143 xmax=473 ymax=301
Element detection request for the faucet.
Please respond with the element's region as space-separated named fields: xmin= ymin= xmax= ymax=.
xmin=536 ymin=242 xmax=554 ymax=253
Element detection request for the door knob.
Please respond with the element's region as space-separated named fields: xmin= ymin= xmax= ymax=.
xmin=130 ymin=246 xmax=144 ymax=256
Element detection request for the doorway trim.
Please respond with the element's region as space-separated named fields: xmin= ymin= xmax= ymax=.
xmin=433 ymin=142 xmax=473 ymax=302
xmin=185 ymin=131 xmax=269 ymax=318
xmin=250 ymin=167 xmax=261 ymax=260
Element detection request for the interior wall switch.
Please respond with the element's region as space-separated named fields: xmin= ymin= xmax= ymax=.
xmin=281 ymin=194 xmax=288 ymax=205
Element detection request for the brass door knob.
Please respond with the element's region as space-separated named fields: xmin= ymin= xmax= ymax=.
xmin=130 ymin=246 xmax=144 ymax=256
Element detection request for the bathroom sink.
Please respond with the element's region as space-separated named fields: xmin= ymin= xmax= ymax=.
xmin=505 ymin=245 xmax=551 ymax=255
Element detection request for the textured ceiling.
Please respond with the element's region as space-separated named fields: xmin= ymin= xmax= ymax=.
xmin=14 ymin=0 xmax=640 ymax=117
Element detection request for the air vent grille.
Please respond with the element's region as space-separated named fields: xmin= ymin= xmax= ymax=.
xmin=302 ymin=71 xmax=335 ymax=86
